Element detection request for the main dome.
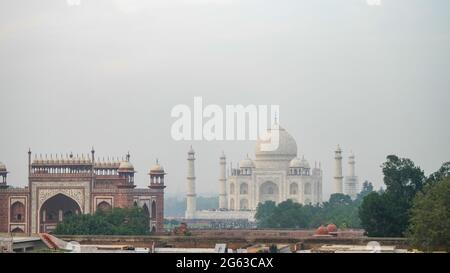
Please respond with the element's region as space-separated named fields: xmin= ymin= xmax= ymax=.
xmin=255 ymin=125 xmax=298 ymax=159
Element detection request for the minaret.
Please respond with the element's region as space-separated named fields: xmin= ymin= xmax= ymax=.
xmin=349 ymin=152 xmax=355 ymax=177
xmin=185 ymin=146 xmax=197 ymax=219
xmin=344 ymin=152 xmax=359 ymax=199
xmin=334 ymin=145 xmax=343 ymax=194
xmin=219 ymin=151 xmax=227 ymax=209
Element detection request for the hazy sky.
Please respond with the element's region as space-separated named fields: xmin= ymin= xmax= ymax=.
xmin=1 ymin=0 xmax=449 ymax=200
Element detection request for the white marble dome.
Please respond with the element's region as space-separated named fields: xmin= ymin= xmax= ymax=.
xmin=239 ymin=156 xmax=254 ymax=168
xmin=0 ymin=162 xmax=6 ymax=172
xmin=255 ymin=125 xmax=298 ymax=159
xmin=300 ymin=157 xmax=310 ymax=168
xmin=289 ymin=157 xmax=303 ymax=168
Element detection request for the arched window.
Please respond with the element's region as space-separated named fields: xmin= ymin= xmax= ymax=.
xmin=11 ymin=227 xmax=24 ymax=233
xmin=240 ymin=199 xmax=249 ymax=210
xmin=290 ymin=183 xmax=298 ymax=195
xmin=230 ymin=184 xmax=235 ymax=195
xmin=143 ymin=203 xmax=150 ymax=217
xmin=10 ymin=201 xmax=25 ymax=223
xmin=230 ymin=198 xmax=235 ymax=210
xmin=97 ymin=201 xmax=112 ymax=212
xmin=304 ymin=183 xmax=311 ymax=195
xmin=151 ymin=201 xmax=157 ymax=220
xmin=240 ymin=183 xmax=248 ymax=195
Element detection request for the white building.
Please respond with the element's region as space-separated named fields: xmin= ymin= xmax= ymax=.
xmin=185 ymin=123 xmax=323 ymax=220
xmin=344 ymin=152 xmax=359 ymax=199
xmin=227 ymin=124 xmax=323 ymax=210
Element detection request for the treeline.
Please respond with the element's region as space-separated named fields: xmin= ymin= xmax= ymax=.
xmin=255 ymin=181 xmax=373 ymax=229
xmin=256 ymin=155 xmax=450 ymax=251
xmin=53 ymin=207 xmax=150 ymax=235
xmin=359 ymin=156 xmax=449 ymax=251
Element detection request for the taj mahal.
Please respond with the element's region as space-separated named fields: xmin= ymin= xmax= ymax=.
xmin=185 ymin=123 xmax=359 ymax=221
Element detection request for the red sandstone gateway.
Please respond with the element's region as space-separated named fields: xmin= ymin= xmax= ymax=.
xmin=0 ymin=149 xmax=165 ymax=234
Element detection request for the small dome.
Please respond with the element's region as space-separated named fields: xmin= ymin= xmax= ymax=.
xmin=239 ymin=156 xmax=254 ymax=168
xmin=150 ymin=160 xmax=164 ymax=173
xmin=0 ymin=162 xmax=7 ymax=172
xmin=289 ymin=157 xmax=302 ymax=168
xmin=300 ymin=157 xmax=310 ymax=168
xmin=327 ymin=223 xmax=337 ymax=233
xmin=118 ymin=161 xmax=134 ymax=171
xmin=315 ymin=225 xmax=329 ymax=235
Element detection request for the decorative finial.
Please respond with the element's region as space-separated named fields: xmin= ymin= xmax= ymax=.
xmin=126 ymin=151 xmax=130 ymax=162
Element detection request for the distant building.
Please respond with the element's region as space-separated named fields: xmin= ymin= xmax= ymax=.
xmin=333 ymin=146 xmax=359 ymax=199
xmin=0 ymin=149 xmax=166 ymax=234
xmin=185 ymin=123 xmax=323 ymax=220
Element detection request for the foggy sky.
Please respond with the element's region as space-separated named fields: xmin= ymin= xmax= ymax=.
xmin=1 ymin=0 xmax=449 ymax=200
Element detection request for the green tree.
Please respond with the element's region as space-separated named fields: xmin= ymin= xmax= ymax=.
xmin=427 ymin=162 xmax=450 ymax=184
xmin=328 ymin=193 xmax=352 ymax=206
xmin=53 ymin=207 xmax=150 ymax=235
xmin=359 ymin=155 xmax=425 ymax=237
xmin=382 ymin=155 xmax=425 ymax=200
xmin=407 ymin=177 xmax=450 ymax=252
xmin=359 ymin=192 xmax=398 ymax=236
xmin=255 ymin=201 xmax=277 ymax=228
xmin=356 ymin=181 xmax=374 ymax=202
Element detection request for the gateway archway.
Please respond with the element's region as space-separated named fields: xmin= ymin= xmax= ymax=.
xmin=39 ymin=193 xmax=81 ymax=233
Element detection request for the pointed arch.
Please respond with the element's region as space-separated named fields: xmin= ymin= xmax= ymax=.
xmin=39 ymin=193 xmax=81 ymax=233
xmin=240 ymin=199 xmax=249 ymax=210
xmin=97 ymin=201 xmax=112 ymax=212
xmin=240 ymin=183 xmax=248 ymax=195
xmin=11 ymin=227 xmax=24 ymax=233
xmin=142 ymin=203 xmax=150 ymax=217
xmin=151 ymin=201 xmax=157 ymax=220
xmin=290 ymin=183 xmax=298 ymax=195
xmin=10 ymin=201 xmax=25 ymax=222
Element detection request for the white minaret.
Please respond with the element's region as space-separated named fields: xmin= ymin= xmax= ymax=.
xmin=344 ymin=152 xmax=359 ymax=199
xmin=219 ymin=151 xmax=227 ymax=210
xmin=349 ymin=152 xmax=355 ymax=177
xmin=185 ymin=146 xmax=197 ymax=219
xmin=334 ymin=145 xmax=343 ymax=194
